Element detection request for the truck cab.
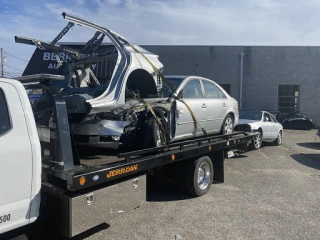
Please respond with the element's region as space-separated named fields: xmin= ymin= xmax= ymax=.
xmin=0 ymin=78 xmax=41 ymax=234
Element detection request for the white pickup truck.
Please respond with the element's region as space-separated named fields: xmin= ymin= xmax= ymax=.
xmin=0 ymin=77 xmax=258 ymax=239
xmin=0 ymin=78 xmax=41 ymax=235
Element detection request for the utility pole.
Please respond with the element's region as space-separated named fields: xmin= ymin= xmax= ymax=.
xmin=1 ymin=48 xmax=3 ymax=77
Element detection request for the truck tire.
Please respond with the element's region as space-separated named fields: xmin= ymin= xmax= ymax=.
xmin=185 ymin=156 xmax=213 ymax=197
xmin=143 ymin=119 xmax=165 ymax=148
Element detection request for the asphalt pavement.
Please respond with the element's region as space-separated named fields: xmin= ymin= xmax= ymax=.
xmin=32 ymin=129 xmax=320 ymax=240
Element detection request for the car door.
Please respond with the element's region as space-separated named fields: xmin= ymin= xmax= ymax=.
xmin=261 ymin=112 xmax=273 ymax=139
xmin=0 ymin=83 xmax=33 ymax=233
xmin=200 ymin=79 xmax=228 ymax=132
xmin=174 ymin=79 xmax=206 ymax=140
xmin=270 ymin=114 xmax=281 ymax=139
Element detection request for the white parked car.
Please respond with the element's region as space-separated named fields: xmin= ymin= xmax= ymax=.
xmin=235 ymin=111 xmax=283 ymax=149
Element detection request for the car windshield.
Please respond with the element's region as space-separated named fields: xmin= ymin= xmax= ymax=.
xmin=158 ymin=77 xmax=185 ymax=98
xmin=239 ymin=111 xmax=262 ymax=121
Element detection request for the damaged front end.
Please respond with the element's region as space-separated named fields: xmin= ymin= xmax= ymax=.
xmin=16 ymin=12 xmax=167 ymax=149
xmin=71 ymin=99 xmax=171 ymax=149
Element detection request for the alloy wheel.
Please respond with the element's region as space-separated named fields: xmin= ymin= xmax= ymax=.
xmin=254 ymin=134 xmax=262 ymax=149
xmin=278 ymin=132 xmax=282 ymax=144
xmin=224 ymin=117 xmax=233 ymax=135
xmin=198 ymin=162 xmax=211 ymax=190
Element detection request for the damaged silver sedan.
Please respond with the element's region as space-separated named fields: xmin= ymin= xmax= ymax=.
xmin=16 ymin=13 xmax=238 ymax=149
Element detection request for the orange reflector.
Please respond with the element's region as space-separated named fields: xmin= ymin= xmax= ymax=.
xmin=79 ymin=176 xmax=86 ymax=186
xmin=171 ymin=154 xmax=175 ymax=160
xmin=208 ymin=146 xmax=212 ymax=151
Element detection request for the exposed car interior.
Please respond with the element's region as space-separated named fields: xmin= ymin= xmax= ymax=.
xmin=181 ymin=80 xmax=202 ymax=98
xmin=125 ymin=69 xmax=158 ymax=99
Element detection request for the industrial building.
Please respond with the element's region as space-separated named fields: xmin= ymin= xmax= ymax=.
xmin=23 ymin=45 xmax=320 ymax=126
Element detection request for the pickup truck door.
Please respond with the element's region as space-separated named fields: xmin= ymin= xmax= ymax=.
xmin=0 ymin=81 xmax=34 ymax=234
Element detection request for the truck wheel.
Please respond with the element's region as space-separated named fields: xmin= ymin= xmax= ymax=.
xmin=185 ymin=156 xmax=213 ymax=197
xmin=221 ymin=114 xmax=234 ymax=135
xmin=144 ymin=119 xmax=165 ymax=148
xmin=273 ymin=131 xmax=282 ymax=146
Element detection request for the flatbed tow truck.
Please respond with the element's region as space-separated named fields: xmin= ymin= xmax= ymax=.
xmin=0 ymin=78 xmax=259 ymax=239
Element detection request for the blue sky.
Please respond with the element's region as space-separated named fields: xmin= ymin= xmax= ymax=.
xmin=1 ymin=0 xmax=320 ymax=77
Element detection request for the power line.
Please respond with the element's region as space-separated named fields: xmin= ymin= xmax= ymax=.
xmin=5 ymin=69 xmax=23 ymax=74
xmin=4 ymin=52 xmax=29 ymax=62
xmin=0 ymin=48 xmax=28 ymax=77
xmin=5 ymin=71 xmax=23 ymax=77
xmin=4 ymin=73 xmax=22 ymax=77
xmin=10 ymin=62 xmax=28 ymax=68
xmin=6 ymin=64 xmax=24 ymax=72
xmin=3 ymin=71 xmax=21 ymax=76
xmin=4 ymin=70 xmax=22 ymax=76
xmin=3 ymin=73 xmax=21 ymax=78
xmin=3 ymin=75 xmax=14 ymax=78
xmin=3 ymin=73 xmax=19 ymax=78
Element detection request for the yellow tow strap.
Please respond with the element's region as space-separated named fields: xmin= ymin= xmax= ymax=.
xmin=126 ymin=42 xmax=207 ymax=136
xmin=126 ymin=89 xmax=166 ymax=144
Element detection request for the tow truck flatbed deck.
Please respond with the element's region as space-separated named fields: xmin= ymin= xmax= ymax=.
xmin=48 ymin=131 xmax=258 ymax=191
